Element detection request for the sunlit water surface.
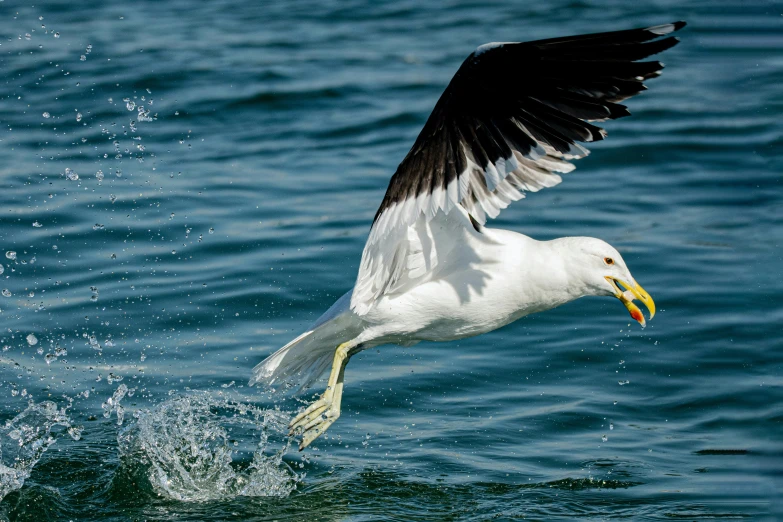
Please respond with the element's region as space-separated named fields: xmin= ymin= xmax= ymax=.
xmin=0 ymin=1 xmax=781 ymax=520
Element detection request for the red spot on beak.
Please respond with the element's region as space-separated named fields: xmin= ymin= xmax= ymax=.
xmin=630 ymin=308 xmax=644 ymax=323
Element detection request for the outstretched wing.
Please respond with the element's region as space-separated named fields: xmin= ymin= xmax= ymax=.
xmin=351 ymin=21 xmax=685 ymax=315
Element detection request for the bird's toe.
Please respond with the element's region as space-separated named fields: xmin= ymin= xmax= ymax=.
xmin=300 ymin=406 xmax=339 ymax=433
xmin=298 ymin=410 xmax=339 ymax=450
xmin=289 ymin=398 xmax=330 ymax=435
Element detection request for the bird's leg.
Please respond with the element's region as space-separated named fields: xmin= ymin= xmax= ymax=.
xmin=288 ymin=340 xmax=360 ymax=450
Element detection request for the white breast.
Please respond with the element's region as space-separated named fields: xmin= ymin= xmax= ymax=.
xmin=359 ymin=228 xmax=573 ymax=344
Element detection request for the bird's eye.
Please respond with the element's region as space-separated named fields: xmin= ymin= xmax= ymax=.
xmin=604 ymin=257 xmax=614 ymax=265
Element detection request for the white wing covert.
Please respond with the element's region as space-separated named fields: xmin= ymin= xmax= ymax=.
xmin=351 ymin=22 xmax=686 ymax=315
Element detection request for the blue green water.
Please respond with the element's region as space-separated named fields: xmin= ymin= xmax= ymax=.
xmin=1 ymin=1 xmax=781 ymax=519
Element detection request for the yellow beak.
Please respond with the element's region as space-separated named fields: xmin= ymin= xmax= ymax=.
xmin=605 ymin=276 xmax=655 ymax=327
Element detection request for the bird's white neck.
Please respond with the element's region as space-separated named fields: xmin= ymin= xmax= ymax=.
xmin=501 ymin=235 xmax=596 ymax=318
xmin=548 ymin=236 xmax=602 ymax=295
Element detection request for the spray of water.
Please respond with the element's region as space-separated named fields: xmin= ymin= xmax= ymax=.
xmin=117 ymin=391 xmax=301 ymax=502
xmin=0 ymin=401 xmax=80 ymax=501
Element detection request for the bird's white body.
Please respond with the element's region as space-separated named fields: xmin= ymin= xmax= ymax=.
xmin=360 ymin=229 xmax=586 ymax=345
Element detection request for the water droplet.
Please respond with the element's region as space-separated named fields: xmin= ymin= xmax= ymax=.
xmin=76 ymin=112 xmax=82 ymax=121
xmin=110 ymin=194 xmax=117 ymax=203
xmin=24 ymin=33 xmax=31 ymax=40
xmin=32 ymin=221 xmax=42 ymax=228
xmin=42 ymin=112 xmax=50 ymax=118
xmin=26 ymin=334 xmax=38 ymax=346
xmin=102 ymin=384 xmax=129 ymax=425
xmin=5 ymin=251 xmax=16 ymax=260
xmin=610 ymin=423 xmax=614 ymax=430
xmin=601 ymin=435 xmax=608 ymax=442
xmin=92 ymin=224 xmax=104 ymax=231
xmin=124 ymin=98 xmax=136 ymax=111
xmin=618 ymin=380 xmax=630 ymax=386
xmin=110 ymin=253 xmax=117 ymax=259
xmin=208 ymin=227 xmax=214 ymax=234
xmin=80 ymin=55 xmax=86 ymax=61
xmin=65 ymin=168 xmax=79 ymax=181
xmin=96 ymin=170 xmax=104 ymax=181
xmin=1 ymin=289 xmax=10 ymax=297
xmin=137 ymin=106 xmax=153 ymax=122
xmin=171 ymin=250 xmax=177 ymax=255
xmin=67 ymin=426 xmax=84 ymax=441
xmin=54 ymin=32 xmax=60 ymax=38
xmin=0 ymin=265 xmax=4 ymax=275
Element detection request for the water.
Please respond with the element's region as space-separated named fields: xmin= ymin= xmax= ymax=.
xmin=0 ymin=0 xmax=781 ymax=519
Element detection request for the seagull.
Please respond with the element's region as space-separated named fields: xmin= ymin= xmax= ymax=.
xmin=249 ymin=21 xmax=685 ymax=450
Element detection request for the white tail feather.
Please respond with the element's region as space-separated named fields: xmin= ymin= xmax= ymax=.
xmin=249 ymin=291 xmax=360 ymax=392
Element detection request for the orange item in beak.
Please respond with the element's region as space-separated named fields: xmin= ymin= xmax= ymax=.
xmin=621 ymin=298 xmax=646 ymax=328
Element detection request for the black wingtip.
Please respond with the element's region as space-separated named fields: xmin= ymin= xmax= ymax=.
xmin=673 ymin=21 xmax=687 ymax=30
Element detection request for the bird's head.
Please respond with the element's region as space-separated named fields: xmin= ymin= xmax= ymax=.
xmin=564 ymin=237 xmax=655 ymax=327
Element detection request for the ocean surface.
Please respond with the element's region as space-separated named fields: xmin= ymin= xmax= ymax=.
xmin=0 ymin=0 xmax=781 ymax=520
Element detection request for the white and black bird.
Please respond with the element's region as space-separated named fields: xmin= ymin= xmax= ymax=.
xmin=249 ymin=22 xmax=685 ymax=450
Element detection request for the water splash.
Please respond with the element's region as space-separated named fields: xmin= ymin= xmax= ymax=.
xmin=0 ymin=401 xmax=77 ymax=501
xmin=117 ymin=392 xmax=301 ymax=502
xmin=101 ymin=384 xmax=130 ymax=425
